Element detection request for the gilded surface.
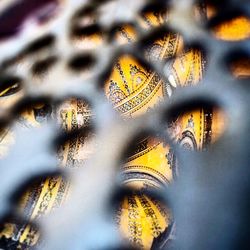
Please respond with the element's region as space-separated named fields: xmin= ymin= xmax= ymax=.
xmin=0 ymin=2 xmax=249 ymax=250
xmin=104 ymin=9 xmax=207 ymax=248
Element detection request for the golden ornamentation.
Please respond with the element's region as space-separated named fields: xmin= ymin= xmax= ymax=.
xmin=0 ymin=2 xmax=248 ymax=249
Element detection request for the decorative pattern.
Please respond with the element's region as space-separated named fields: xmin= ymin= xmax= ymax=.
xmin=0 ymin=0 xmax=248 ymax=250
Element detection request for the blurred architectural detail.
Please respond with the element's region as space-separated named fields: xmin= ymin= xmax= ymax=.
xmin=0 ymin=0 xmax=249 ymax=249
